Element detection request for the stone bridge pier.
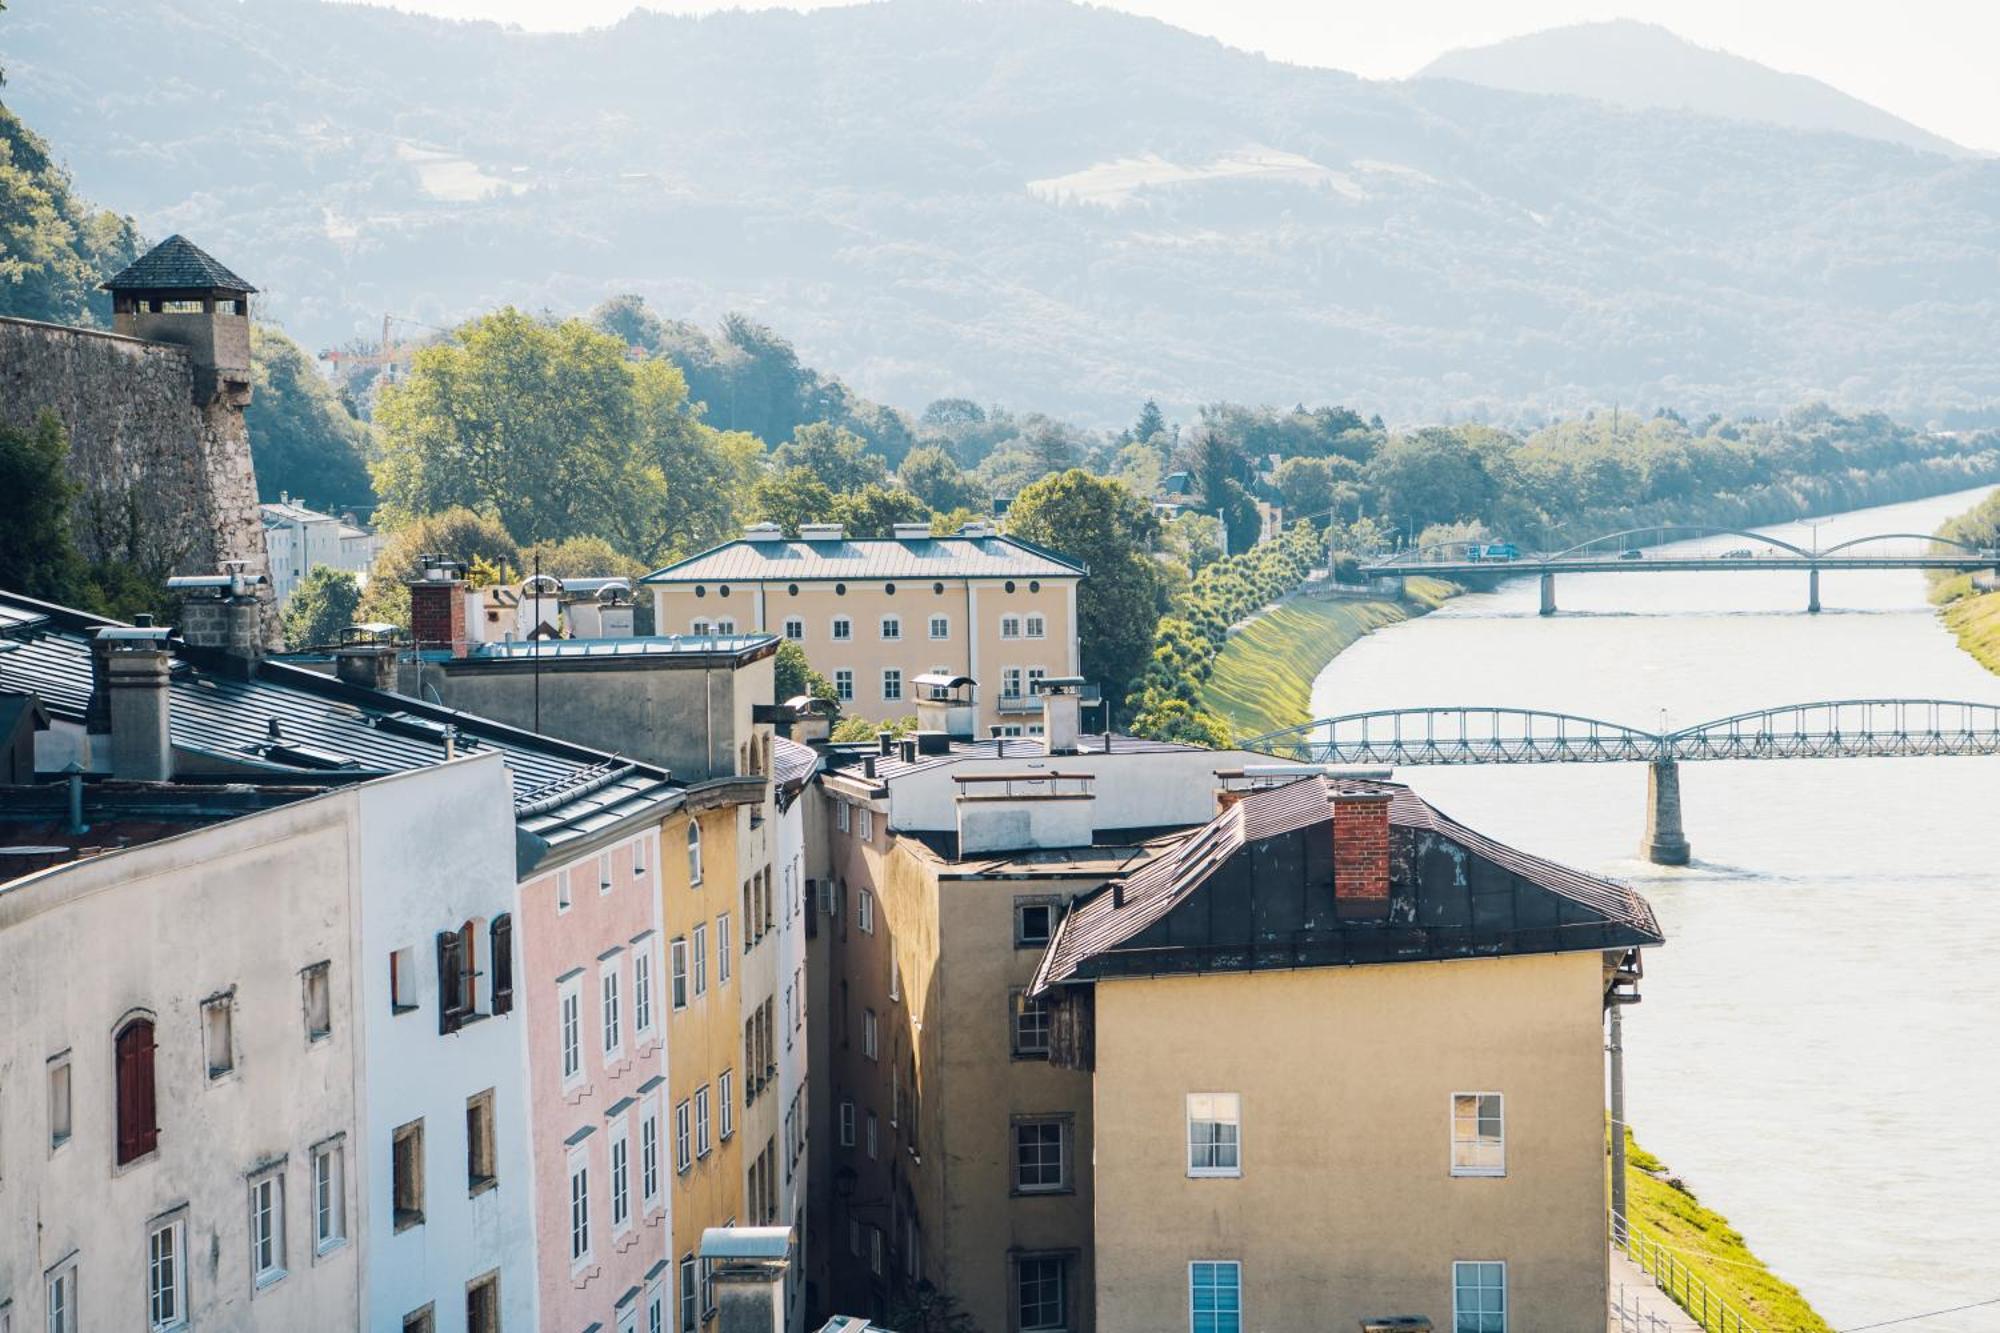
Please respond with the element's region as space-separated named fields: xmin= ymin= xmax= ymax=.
xmin=1643 ymin=758 xmax=1691 ymax=865
xmin=1808 ymin=567 xmax=1821 ymax=614
xmin=1539 ymin=571 xmax=1557 ymax=616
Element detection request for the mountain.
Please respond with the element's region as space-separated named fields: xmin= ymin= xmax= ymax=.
xmin=1418 ymin=20 xmax=1970 ymax=159
xmin=4 ymin=0 xmax=2000 ymax=426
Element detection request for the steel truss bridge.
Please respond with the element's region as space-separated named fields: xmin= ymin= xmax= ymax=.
xmin=1242 ymin=699 xmax=2000 ymax=863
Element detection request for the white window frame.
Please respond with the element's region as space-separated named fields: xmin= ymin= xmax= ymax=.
xmin=882 ymin=668 xmax=902 ymax=701
xmin=928 ymin=614 xmax=950 ymax=640
xmin=691 ymin=924 xmax=709 ymax=999
xmin=866 ymin=1110 xmax=878 ymax=1160
xmin=601 ymin=961 xmax=624 ymax=1062
xmin=599 ymin=852 xmax=613 ymax=895
xmin=715 ymin=618 xmax=736 ymax=635
xmin=634 ymin=833 xmax=649 ymax=879
xmin=1000 ymin=615 xmax=1022 ymax=640
xmin=610 ymin=1116 xmax=633 ymax=1238
xmin=839 ymin=1101 xmax=856 ymax=1147
xmin=1188 ymin=1259 xmax=1243 ymax=1333
xmin=45 ymin=1256 xmax=77 ymax=1333
xmin=1012 ymin=1118 xmax=1069 ymax=1194
xmin=1453 ymin=1261 xmax=1507 ymax=1333
xmin=834 ymin=669 xmax=854 ymax=702
xmin=718 ymin=914 xmax=732 ymax=984
xmin=1026 ymin=613 xmax=1046 ymax=639
xmin=858 ymin=888 xmax=875 ymax=934
xmin=687 ymin=823 xmax=703 ymax=886
xmin=889 ymin=955 xmax=901 ymax=1003
xmin=633 ymin=939 xmax=657 ymax=1040
xmin=249 ymin=1168 xmax=287 ymax=1289
xmin=1016 ymin=1253 xmax=1066 ymax=1332
xmin=312 ymin=1138 xmax=348 ymax=1255
xmin=879 ymin=615 xmax=901 ymax=641
xmin=836 ymin=801 xmax=850 ymax=833
xmin=1002 ymin=665 xmax=1023 ymax=699
xmin=689 ymin=618 xmax=711 ymax=636
xmin=670 ymin=938 xmax=689 ymax=1011
xmin=695 ymin=1085 xmax=712 ymax=1160
xmin=783 ymin=618 xmax=804 ymax=641
xmin=831 ymin=616 xmax=852 ymax=641
xmin=862 ymin=1008 xmax=878 ymax=1061
xmin=560 ymin=974 xmax=585 ymax=1088
xmin=1450 ymin=1092 xmax=1506 ymax=1178
xmin=149 ymin=1213 xmax=188 ymax=1331
xmin=568 ymin=1147 xmax=593 ymax=1273
xmin=675 ymin=1100 xmax=693 ymax=1174
xmin=557 ymin=868 xmax=573 ymax=914
xmin=641 ymin=1095 xmax=663 ymax=1215
xmin=1186 ymin=1092 xmax=1243 ymax=1178
xmin=720 ymin=1069 xmax=735 ymax=1140
xmin=858 ymin=806 xmax=874 ymax=841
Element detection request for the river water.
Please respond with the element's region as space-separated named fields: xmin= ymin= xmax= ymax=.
xmin=1308 ymin=486 xmax=2000 ymax=1333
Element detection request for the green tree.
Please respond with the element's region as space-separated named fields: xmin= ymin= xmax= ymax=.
xmin=1132 ymin=398 xmax=1168 ymax=444
xmin=0 ymin=104 xmax=143 ymax=327
xmin=1006 ymin=470 xmax=1166 ymax=711
xmin=831 ymin=484 xmax=932 ymax=538
xmin=1271 ymin=456 xmax=1334 ymax=523
xmin=281 ymin=567 xmax=362 ymax=649
xmin=633 ymin=357 xmax=763 ymax=559
xmin=751 ymin=467 xmax=837 ymax=536
xmin=1362 ymin=427 xmax=1498 ymax=536
xmin=774 ymin=639 xmax=836 ymax=704
xmin=356 ymin=507 xmax=523 ymax=627
xmin=771 ymin=422 xmax=888 ymax=494
xmin=0 ymin=411 xmax=83 ymax=600
xmin=246 ymin=325 xmax=376 ymax=509
xmin=898 ymin=445 xmax=983 ymax=513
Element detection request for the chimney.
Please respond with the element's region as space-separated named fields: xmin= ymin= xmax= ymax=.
xmin=407 ymin=555 xmax=469 ymax=657
xmin=877 ymin=729 xmax=896 ymax=756
xmin=1331 ymin=788 xmax=1394 ymax=920
xmin=891 ymin=521 xmax=933 ymax=540
xmin=1037 ymin=679 xmax=1083 ymax=755
xmin=168 ymin=564 xmax=267 ymax=674
xmin=798 ymin=522 xmax=845 ymax=542
xmin=700 ymin=1226 xmax=793 ymax=1333
xmin=90 ymin=626 xmax=175 ymax=781
xmin=958 ymin=520 xmax=994 ymax=538
xmin=743 ymin=521 xmax=786 ymax=544
xmin=899 ymin=737 xmax=918 ymax=764
xmin=333 ymin=624 xmax=402 ymax=692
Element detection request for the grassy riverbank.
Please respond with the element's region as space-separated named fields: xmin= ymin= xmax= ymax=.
xmin=1930 ymin=486 xmax=2000 ymax=677
xmin=1622 ymin=1128 xmax=1834 ymax=1333
xmin=1197 ymin=578 xmax=1453 ymax=739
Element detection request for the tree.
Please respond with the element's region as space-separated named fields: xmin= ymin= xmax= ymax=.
xmin=1362 ymin=427 xmax=1498 ymax=536
xmin=751 ymin=467 xmax=836 ymax=536
xmin=1005 ymin=470 xmax=1166 ymax=712
xmin=831 ymin=484 xmax=932 ymax=538
xmin=898 ymin=445 xmax=983 ymax=513
xmin=0 ymin=411 xmax=83 ymax=600
xmin=246 ymin=325 xmax=376 ymax=509
xmin=281 ymin=567 xmax=362 ymax=649
xmin=771 ymin=422 xmax=888 ymax=494
xmin=1131 ymin=398 xmax=1168 ymax=444
xmin=356 ymin=507 xmax=523 ymax=627
xmin=590 ymin=292 xmax=666 ymax=356
xmin=0 ymin=104 xmax=144 ymax=328
xmin=774 ymin=639 xmax=836 ymax=704
xmin=1271 ymin=456 xmax=1334 ymax=524
xmin=633 ymin=357 xmax=763 ymax=559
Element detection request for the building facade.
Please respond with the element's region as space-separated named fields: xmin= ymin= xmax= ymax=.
xmin=261 ymin=498 xmax=379 ymax=606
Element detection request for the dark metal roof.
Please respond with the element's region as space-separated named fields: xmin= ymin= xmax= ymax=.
xmin=643 ymin=534 xmax=1086 ymax=584
xmin=464 ymin=634 xmax=777 ymax=662
xmin=1033 ymin=775 xmax=1663 ymax=992
xmin=101 ymin=235 xmax=257 ymax=293
xmin=771 ymin=736 xmax=820 ymax=793
xmin=0 ymin=590 xmax=680 ymax=861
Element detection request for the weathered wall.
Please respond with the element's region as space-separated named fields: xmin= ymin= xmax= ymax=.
xmin=0 ymin=317 xmax=270 ymax=621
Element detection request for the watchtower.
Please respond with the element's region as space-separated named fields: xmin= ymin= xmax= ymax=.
xmin=101 ymin=235 xmax=257 ymax=406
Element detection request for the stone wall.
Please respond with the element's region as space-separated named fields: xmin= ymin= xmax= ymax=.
xmin=0 ymin=315 xmax=273 ymax=636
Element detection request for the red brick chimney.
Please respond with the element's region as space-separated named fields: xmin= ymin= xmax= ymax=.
xmin=407 ymin=555 xmax=469 ymax=657
xmin=1331 ymin=788 xmax=1393 ymax=920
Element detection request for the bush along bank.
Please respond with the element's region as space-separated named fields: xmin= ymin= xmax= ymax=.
xmin=1930 ymin=486 xmax=2000 ymax=676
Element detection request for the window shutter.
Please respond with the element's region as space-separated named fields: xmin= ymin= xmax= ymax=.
xmin=491 ymin=914 xmax=515 ymax=1015
xmin=437 ymin=930 xmax=463 ymax=1034
xmin=116 ymin=1020 xmax=159 ymax=1164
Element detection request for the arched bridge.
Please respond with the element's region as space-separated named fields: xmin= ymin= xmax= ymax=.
xmin=1360 ymin=527 xmax=2000 ymax=613
xmin=1242 ymin=700 xmax=2000 ymax=863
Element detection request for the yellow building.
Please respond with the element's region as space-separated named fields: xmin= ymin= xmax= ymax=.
xmin=1031 ymin=775 xmax=1664 ymax=1333
xmin=642 ymin=522 xmax=1085 ymax=737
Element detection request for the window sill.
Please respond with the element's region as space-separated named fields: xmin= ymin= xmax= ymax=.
xmin=1009 ymin=1186 xmax=1074 ymax=1198
xmin=390 ymin=1003 xmax=418 ymax=1017
xmin=253 ymin=1267 xmax=289 ymax=1292
xmin=469 ymin=1175 xmax=499 ymax=1198
xmin=393 ymin=1209 xmax=425 ymax=1234
xmin=1450 ymin=1168 xmax=1507 ymax=1179
xmin=1187 ymin=1169 xmax=1242 ymax=1179
xmin=1010 ymin=1051 xmax=1051 ymax=1062
xmin=313 ymin=1236 xmax=350 ymax=1263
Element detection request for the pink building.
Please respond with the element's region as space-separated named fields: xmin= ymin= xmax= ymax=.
xmin=520 ymin=796 xmax=682 ymax=1331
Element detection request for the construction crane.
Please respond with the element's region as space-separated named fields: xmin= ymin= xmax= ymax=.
xmin=317 ymin=314 xmax=448 ymax=394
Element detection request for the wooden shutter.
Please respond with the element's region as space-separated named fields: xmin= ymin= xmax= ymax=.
xmin=116 ymin=1019 xmax=159 ymax=1163
xmin=490 ymin=914 xmax=514 ymax=1015
xmin=436 ymin=930 xmax=463 ymax=1034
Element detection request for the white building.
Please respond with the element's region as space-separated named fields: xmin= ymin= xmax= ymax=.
xmin=261 ymin=498 xmax=380 ymax=606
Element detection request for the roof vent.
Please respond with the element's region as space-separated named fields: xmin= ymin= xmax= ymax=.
xmin=892 ymin=522 xmax=933 ymax=540
xmin=799 ymin=523 xmax=845 ymax=542
xmin=958 ymin=521 xmax=994 ymax=538
xmin=743 ymin=522 xmax=785 ymax=543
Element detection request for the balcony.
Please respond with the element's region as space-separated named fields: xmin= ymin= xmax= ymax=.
xmin=996 ymin=693 xmax=1040 ymax=715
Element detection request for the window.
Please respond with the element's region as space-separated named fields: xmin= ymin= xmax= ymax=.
xmin=491 ymin=916 xmax=514 ymax=1015
xmin=1002 ymin=666 xmax=1023 ymax=699
xmin=250 ymin=1170 xmax=287 ymax=1287
xmin=717 ymin=915 xmax=732 ymax=985
xmin=862 ymin=1008 xmax=878 ymax=1061
xmin=560 ymin=975 xmax=584 ymax=1086
xmin=114 ymin=1018 xmax=158 ymax=1165
xmin=390 ymin=948 xmax=418 ymax=1015
xmin=149 ymin=1215 xmax=187 ymax=1329
xmin=832 ymin=616 xmax=852 ymax=641
xmin=598 ymin=852 xmax=613 ymax=893
xmin=313 ymin=1140 xmax=348 ymax=1252
xmin=928 ymin=615 xmax=949 ymax=639
xmin=834 ymin=669 xmax=854 ymax=701
xmin=1187 ymin=1094 xmax=1242 ymax=1177
xmin=568 ymin=1149 xmax=592 ymax=1270
xmin=641 ymin=1098 xmax=662 ymax=1212
xmin=1001 ymin=615 xmax=1022 ymax=639
xmin=690 ymin=619 xmax=711 ymax=635
xmin=393 ymin=1119 xmax=425 ymax=1231
xmin=869 ymin=1225 xmax=884 ymax=1277
xmin=611 ymin=1118 xmax=632 ymax=1234
xmin=1015 ymin=900 xmax=1056 ymax=948
xmin=783 ymin=618 xmax=804 ymax=640
xmin=1451 ymin=1093 xmax=1505 ymax=1177
xmin=602 ymin=964 xmax=624 ymax=1059
xmin=720 ymin=1070 xmax=735 ymax=1140
xmin=466 ymin=1272 xmax=500 ymax=1333
xmin=671 ymin=938 xmax=689 ymax=1009
xmin=1016 ymin=1255 xmax=1065 ymax=1332
xmin=836 ymin=801 xmax=850 ymax=833
xmin=865 ymin=1110 xmax=878 ymax=1160
xmin=300 ymin=961 xmax=332 ymax=1040
xmin=203 ymin=992 xmax=235 ymax=1077
xmin=675 ymin=1100 xmax=692 ymax=1173
xmin=467 ymin=1090 xmax=497 ymax=1194
xmin=715 ymin=618 xmax=736 ymax=635
xmin=858 ymin=889 xmax=875 ymax=933
xmin=882 ymin=668 xmax=902 ymax=701
xmin=1454 ymin=1262 xmax=1507 ymax=1333
xmin=858 ymin=807 xmax=874 ymax=840
xmin=889 ymin=956 xmax=901 ymax=1002
xmin=1011 ymin=991 xmax=1051 ymax=1058
xmin=1027 ymin=666 xmax=1047 ymax=695
xmin=692 ymin=924 xmax=708 ymax=998
xmin=1012 ymin=1117 xmax=1069 ymax=1193
xmin=1190 ymin=1261 xmax=1242 ymax=1333
xmin=695 ymin=1085 xmax=713 ymax=1159
xmin=634 ymin=942 xmax=656 ymax=1038
xmin=403 ymin=1306 xmax=435 ymax=1333
xmin=1026 ymin=614 xmax=1046 ymax=638
xmin=687 ymin=822 xmax=703 ymax=885
xmin=437 ymin=929 xmax=471 ymax=1034
xmin=839 ymin=1100 xmax=856 ymax=1147
xmin=48 ymin=1050 xmax=72 ymax=1150
xmin=45 ymin=1259 xmax=76 ymax=1333
xmin=649 ymin=1280 xmax=667 ymax=1333
xmin=635 ymin=836 xmax=649 ymax=878
xmin=678 ymin=1255 xmax=698 ymax=1333
xmin=558 ymin=869 xmax=573 ymax=913
xmin=880 ymin=615 xmax=901 ymax=640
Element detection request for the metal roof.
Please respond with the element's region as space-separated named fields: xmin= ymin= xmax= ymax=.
xmin=643 ymin=534 xmax=1086 ymax=585
xmin=466 ymin=634 xmax=777 ymax=662
xmin=698 ymin=1226 xmax=793 ymax=1260
xmin=1033 ymin=774 xmax=1662 ymax=991
xmin=771 ymin=735 xmax=820 ymax=792
xmin=0 ymin=591 xmax=681 ymax=861
xmin=101 ymin=235 xmax=257 ymax=293
xmin=261 ymin=501 xmax=339 ymax=524
xmin=837 ymin=732 xmax=1204 ymax=783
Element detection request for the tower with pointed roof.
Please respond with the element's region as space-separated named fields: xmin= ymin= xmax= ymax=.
xmin=102 ymin=234 xmax=258 ymax=407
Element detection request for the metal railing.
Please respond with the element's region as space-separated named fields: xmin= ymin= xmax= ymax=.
xmin=1611 ymin=1282 xmax=1675 ymax=1333
xmin=1611 ymin=1211 xmax=1765 ymax=1333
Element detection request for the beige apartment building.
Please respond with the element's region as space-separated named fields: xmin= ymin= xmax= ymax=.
xmin=643 ymin=522 xmax=1085 ymax=737
xmin=1031 ymin=773 xmax=1664 ymax=1333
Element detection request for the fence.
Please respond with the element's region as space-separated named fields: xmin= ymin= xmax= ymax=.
xmin=1610 ymin=1211 xmax=1765 ymax=1333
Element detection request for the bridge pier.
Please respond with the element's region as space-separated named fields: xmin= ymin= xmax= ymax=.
xmin=1539 ymin=571 xmax=1557 ymax=617
xmin=1643 ymin=759 xmax=1691 ymax=866
xmin=1371 ymin=573 xmax=1405 ymax=600
xmin=1808 ymin=568 xmax=1821 ymax=614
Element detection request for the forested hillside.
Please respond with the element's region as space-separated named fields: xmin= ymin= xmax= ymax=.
xmin=7 ymin=0 xmax=2000 ymax=424
xmin=0 ymin=100 xmax=139 ymax=326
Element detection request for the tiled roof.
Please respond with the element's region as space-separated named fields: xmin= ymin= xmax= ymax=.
xmin=643 ymin=534 xmax=1086 ymax=585
xmin=101 ymin=235 xmax=257 ymax=293
xmin=1033 ymin=774 xmax=1662 ymax=991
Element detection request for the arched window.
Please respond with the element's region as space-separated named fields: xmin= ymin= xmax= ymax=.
xmin=687 ymin=822 xmax=704 ymax=886
xmin=114 ymin=1016 xmax=159 ymax=1165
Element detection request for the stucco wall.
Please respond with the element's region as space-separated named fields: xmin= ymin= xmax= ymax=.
xmin=773 ymin=789 xmax=810 ymax=1333
xmin=885 ymin=747 xmax=1274 ymax=834
xmin=1090 ymin=952 xmax=1610 ymax=1333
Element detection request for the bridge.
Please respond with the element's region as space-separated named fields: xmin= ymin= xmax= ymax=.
xmin=1241 ymin=699 xmax=2000 ymax=864
xmin=1360 ymin=527 xmax=2000 ymax=614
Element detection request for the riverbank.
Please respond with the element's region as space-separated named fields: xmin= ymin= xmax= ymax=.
xmin=1623 ymin=1128 xmax=1833 ymax=1333
xmin=1930 ymin=486 xmax=2000 ymax=676
xmin=1197 ymin=577 xmax=1452 ymax=738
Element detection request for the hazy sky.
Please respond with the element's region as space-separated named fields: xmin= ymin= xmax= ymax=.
xmin=355 ymin=0 xmax=2000 ymax=152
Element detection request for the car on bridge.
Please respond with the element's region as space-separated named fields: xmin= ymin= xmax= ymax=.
xmin=1619 ymin=548 xmax=1645 ymax=560
xmin=1476 ymin=543 xmax=1521 ymax=561
xmin=1721 ymin=548 xmax=1753 ymax=559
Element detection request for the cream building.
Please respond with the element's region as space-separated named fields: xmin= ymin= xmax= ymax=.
xmin=643 ymin=522 xmax=1086 ymax=737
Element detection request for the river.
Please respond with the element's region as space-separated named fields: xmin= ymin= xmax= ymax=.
xmin=1308 ymin=485 xmax=2000 ymax=1333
